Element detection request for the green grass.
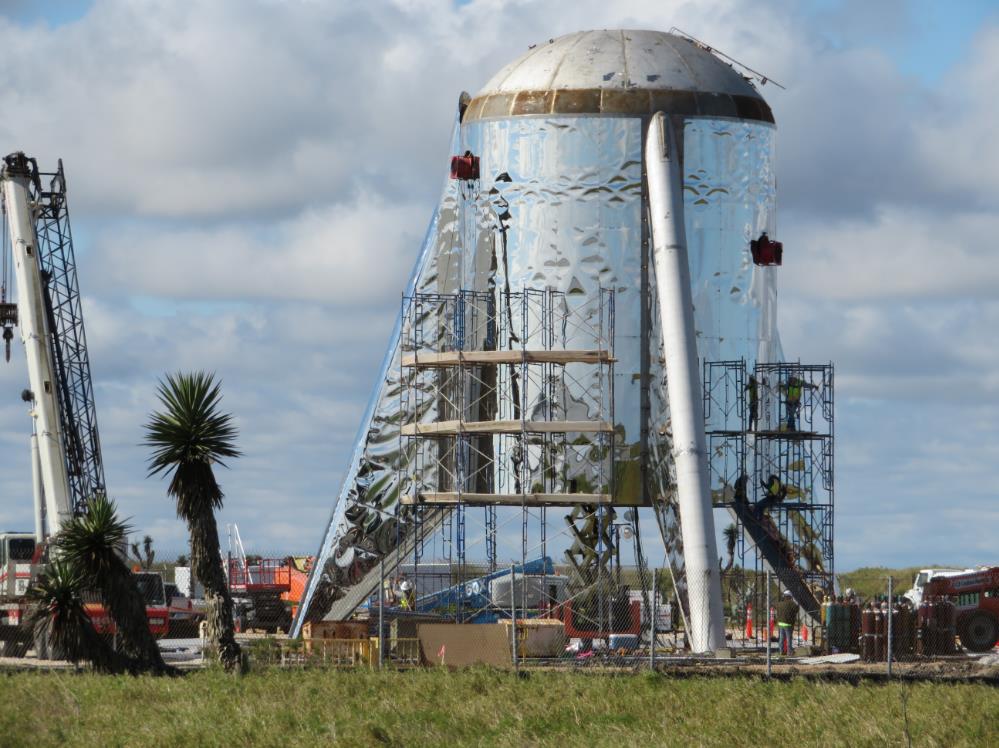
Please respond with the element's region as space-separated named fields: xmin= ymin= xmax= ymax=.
xmin=0 ymin=668 xmax=996 ymax=747
xmin=837 ymin=566 xmax=929 ymax=600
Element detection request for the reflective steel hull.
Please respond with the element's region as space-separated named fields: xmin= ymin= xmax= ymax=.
xmin=294 ymin=111 xmax=778 ymax=630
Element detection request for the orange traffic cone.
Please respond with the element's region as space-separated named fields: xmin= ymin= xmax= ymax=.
xmin=745 ymin=604 xmax=754 ymax=639
xmin=802 ymin=623 xmax=809 ymax=642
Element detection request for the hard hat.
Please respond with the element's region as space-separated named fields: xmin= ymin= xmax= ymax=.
xmin=783 ymin=590 xmax=793 ymax=597
xmin=845 ymin=587 xmax=855 ymax=597
xmin=399 ymin=580 xmax=413 ymax=592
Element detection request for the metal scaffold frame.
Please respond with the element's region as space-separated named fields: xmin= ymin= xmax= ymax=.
xmin=395 ymin=287 xmax=626 ymax=626
xmin=705 ymin=359 xmax=834 ymax=629
xmin=400 ymin=287 xmax=616 ymax=504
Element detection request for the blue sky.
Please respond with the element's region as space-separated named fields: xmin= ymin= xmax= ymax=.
xmin=0 ymin=0 xmax=996 ymax=573
xmin=804 ymin=0 xmax=998 ymax=80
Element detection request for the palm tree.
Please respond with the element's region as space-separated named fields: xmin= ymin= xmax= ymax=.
xmin=723 ymin=524 xmax=738 ymax=572
xmin=57 ymin=495 xmax=170 ymax=674
xmin=721 ymin=524 xmax=740 ymax=617
xmin=144 ymin=371 xmax=242 ymax=671
xmin=27 ymin=558 xmax=129 ymax=673
xmin=130 ymin=534 xmax=156 ymax=570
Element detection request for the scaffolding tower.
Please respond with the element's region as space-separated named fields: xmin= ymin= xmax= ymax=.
xmin=397 ymin=287 xmax=619 ymax=622
xmin=705 ymin=360 xmax=834 ymax=626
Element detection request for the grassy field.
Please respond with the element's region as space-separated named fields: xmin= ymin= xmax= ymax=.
xmin=0 ymin=667 xmax=996 ymax=747
xmin=837 ymin=566 xmax=927 ymax=600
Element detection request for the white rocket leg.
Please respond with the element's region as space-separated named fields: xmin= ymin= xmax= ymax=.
xmin=645 ymin=112 xmax=726 ymax=653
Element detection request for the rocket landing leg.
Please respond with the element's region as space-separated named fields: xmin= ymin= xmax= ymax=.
xmin=645 ymin=112 xmax=726 ymax=653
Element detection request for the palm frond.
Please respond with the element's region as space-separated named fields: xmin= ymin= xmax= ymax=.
xmin=26 ymin=559 xmax=123 ymax=671
xmin=723 ymin=524 xmax=738 ymax=553
xmin=56 ymin=496 xmax=170 ymax=674
xmin=57 ymin=494 xmax=131 ymax=577
xmin=143 ymin=371 xmax=240 ymax=478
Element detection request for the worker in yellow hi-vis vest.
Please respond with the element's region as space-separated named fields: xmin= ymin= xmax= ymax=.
xmin=776 ymin=590 xmax=798 ymax=655
xmin=398 ymin=578 xmax=414 ymax=610
xmin=780 ymin=375 xmax=817 ymax=431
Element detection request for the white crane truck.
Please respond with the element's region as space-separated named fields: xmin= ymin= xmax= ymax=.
xmin=0 ymin=152 xmax=108 ymax=656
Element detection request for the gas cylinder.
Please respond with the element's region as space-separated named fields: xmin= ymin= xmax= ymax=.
xmin=937 ymin=597 xmax=956 ymax=655
xmin=917 ymin=596 xmax=935 ymax=656
xmin=850 ymin=601 xmax=862 ymax=653
xmin=828 ymin=600 xmax=851 ymax=652
xmin=895 ymin=599 xmax=915 ymax=658
xmin=875 ymin=601 xmax=888 ymax=662
xmin=822 ymin=599 xmax=835 ymax=652
xmin=888 ymin=597 xmax=902 ymax=659
xmin=861 ymin=603 xmax=876 ymax=662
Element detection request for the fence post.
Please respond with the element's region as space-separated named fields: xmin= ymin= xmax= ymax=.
xmin=887 ymin=576 xmax=893 ymax=678
xmin=598 ymin=520 xmax=604 ymax=644
xmin=650 ymin=568 xmax=657 ymax=672
xmin=510 ymin=564 xmax=518 ymax=671
xmin=378 ymin=557 xmax=385 ymax=670
xmin=765 ymin=570 xmax=772 ymax=679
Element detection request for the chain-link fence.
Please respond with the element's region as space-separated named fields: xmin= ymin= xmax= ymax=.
xmin=3 ymin=556 xmax=984 ymax=679
xmin=0 ymin=566 xmax=180 ymax=669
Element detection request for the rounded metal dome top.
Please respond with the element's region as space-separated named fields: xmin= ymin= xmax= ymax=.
xmin=464 ymin=29 xmax=773 ymax=124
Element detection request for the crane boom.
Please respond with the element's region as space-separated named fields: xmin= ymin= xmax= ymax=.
xmin=1 ymin=153 xmax=74 ymax=537
xmin=32 ymin=159 xmax=106 ymax=514
xmin=0 ymin=153 xmax=115 ymax=656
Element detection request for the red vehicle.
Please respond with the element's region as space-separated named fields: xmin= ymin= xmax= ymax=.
xmin=164 ymin=581 xmax=205 ymax=633
xmin=923 ymin=566 xmax=999 ymax=652
xmin=84 ymin=571 xmax=171 ymax=639
xmin=551 ymin=598 xmax=642 ymax=640
xmin=227 ymin=557 xmax=310 ymax=632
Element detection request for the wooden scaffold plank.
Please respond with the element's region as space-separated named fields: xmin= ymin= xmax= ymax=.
xmin=401 ymin=349 xmax=614 ymax=367
xmin=400 ymin=419 xmax=614 ymax=436
xmin=400 ymin=492 xmax=612 ymax=506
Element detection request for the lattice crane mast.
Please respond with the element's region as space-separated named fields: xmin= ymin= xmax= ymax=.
xmin=0 ymin=151 xmax=106 ymax=541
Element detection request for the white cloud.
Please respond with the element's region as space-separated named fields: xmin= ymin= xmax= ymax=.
xmin=780 ymin=208 xmax=999 ymax=302
xmin=90 ymin=193 xmax=425 ymax=303
xmin=916 ymin=25 xmax=999 ymax=208
xmin=0 ymin=0 xmax=995 ymax=569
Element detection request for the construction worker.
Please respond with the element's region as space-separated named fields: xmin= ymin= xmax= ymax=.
xmin=756 ymin=474 xmax=787 ymax=514
xmin=745 ymin=375 xmax=760 ymax=431
xmin=780 ymin=375 xmax=817 ymax=431
xmin=383 ymin=575 xmax=398 ymax=607
xmin=398 ymin=577 xmax=414 ymax=611
xmin=733 ymin=473 xmax=750 ymax=504
xmin=776 ymin=590 xmax=798 ymax=655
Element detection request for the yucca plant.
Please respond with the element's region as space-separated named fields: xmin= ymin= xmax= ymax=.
xmin=57 ymin=495 xmax=170 ymax=674
xmin=27 ymin=558 xmax=128 ymax=673
xmin=144 ymin=371 xmax=242 ymax=671
xmin=723 ymin=524 xmax=738 ymax=572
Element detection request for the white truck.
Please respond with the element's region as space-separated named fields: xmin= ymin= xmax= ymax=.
xmin=903 ymin=568 xmax=971 ymax=608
